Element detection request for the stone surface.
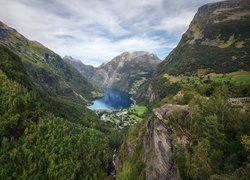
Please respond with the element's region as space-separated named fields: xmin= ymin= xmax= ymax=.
xmin=144 ymin=104 xmax=189 ymax=180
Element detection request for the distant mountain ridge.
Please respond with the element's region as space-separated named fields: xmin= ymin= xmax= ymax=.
xmin=63 ymin=56 xmax=96 ymax=80
xmin=91 ymin=51 xmax=161 ymax=93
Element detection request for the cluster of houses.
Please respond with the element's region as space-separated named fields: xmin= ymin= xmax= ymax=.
xmin=97 ymin=110 xmax=138 ymax=129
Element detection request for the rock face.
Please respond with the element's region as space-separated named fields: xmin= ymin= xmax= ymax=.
xmin=63 ymin=56 xmax=96 ymax=80
xmin=144 ymin=104 xmax=189 ymax=180
xmin=157 ymin=0 xmax=250 ymax=76
xmin=91 ymin=51 xmax=160 ymax=93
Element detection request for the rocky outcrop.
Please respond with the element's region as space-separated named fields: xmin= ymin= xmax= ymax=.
xmin=145 ymin=83 xmax=157 ymax=102
xmin=144 ymin=104 xmax=189 ymax=180
xmin=63 ymin=56 xmax=96 ymax=80
xmin=91 ymin=51 xmax=160 ymax=93
xmin=187 ymin=0 xmax=250 ymax=45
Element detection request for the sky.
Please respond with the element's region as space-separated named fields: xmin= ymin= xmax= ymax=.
xmin=0 ymin=0 xmax=219 ymax=66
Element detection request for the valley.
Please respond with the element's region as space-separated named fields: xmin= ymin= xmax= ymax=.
xmin=93 ymin=105 xmax=147 ymax=129
xmin=0 ymin=0 xmax=250 ymax=180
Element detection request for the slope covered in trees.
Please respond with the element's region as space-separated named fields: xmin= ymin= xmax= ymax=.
xmin=0 ymin=21 xmax=95 ymax=104
xmin=0 ymin=42 xmax=115 ymax=179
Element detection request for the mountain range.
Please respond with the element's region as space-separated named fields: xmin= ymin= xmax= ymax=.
xmin=65 ymin=51 xmax=160 ymax=94
xmin=1 ymin=0 xmax=250 ymax=179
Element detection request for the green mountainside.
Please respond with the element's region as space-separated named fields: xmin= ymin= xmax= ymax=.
xmin=0 ymin=24 xmax=120 ymax=179
xmin=157 ymin=0 xmax=250 ymax=76
xmin=0 ymin=21 xmax=94 ymax=104
xmin=1 ymin=0 xmax=250 ymax=180
xmin=63 ymin=56 xmax=96 ymax=80
xmin=136 ymin=0 xmax=250 ymax=102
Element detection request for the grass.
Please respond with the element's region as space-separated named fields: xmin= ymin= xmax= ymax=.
xmin=163 ymin=74 xmax=182 ymax=83
xmin=126 ymin=106 xmax=147 ymax=122
xmin=235 ymin=41 xmax=246 ymax=48
xmin=163 ymin=70 xmax=250 ymax=85
xmin=218 ymin=35 xmax=237 ymax=48
xmin=129 ymin=106 xmax=147 ymax=116
xmin=128 ymin=114 xmax=143 ymax=122
xmin=208 ymin=70 xmax=250 ymax=84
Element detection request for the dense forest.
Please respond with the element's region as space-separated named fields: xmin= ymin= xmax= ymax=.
xmin=0 ymin=44 xmax=123 ymax=179
xmin=117 ymin=79 xmax=250 ymax=179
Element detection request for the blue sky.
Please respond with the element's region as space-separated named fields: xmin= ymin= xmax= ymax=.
xmin=0 ymin=0 xmax=219 ymax=66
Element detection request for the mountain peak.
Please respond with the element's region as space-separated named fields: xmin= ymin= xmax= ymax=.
xmin=63 ymin=56 xmax=95 ymax=80
xmin=107 ymin=51 xmax=160 ymax=65
xmin=192 ymin=0 xmax=250 ymax=27
xmin=63 ymin=56 xmax=82 ymax=63
xmin=92 ymin=51 xmax=160 ymax=93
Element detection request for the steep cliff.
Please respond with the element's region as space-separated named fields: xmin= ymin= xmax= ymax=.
xmin=144 ymin=104 xmax=189 ymax=180
xmin=117 ymin=103 xmax=189 ymax=180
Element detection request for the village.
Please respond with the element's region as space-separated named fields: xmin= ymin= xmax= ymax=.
xmin=94 ymin=106 xmax=147 ymax=129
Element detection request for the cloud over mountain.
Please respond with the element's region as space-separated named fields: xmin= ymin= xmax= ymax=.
xmin=0 ymin=0 xmax=219 ymax=66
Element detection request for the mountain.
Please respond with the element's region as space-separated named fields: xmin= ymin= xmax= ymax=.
xmin=157 ymin=0 xmax=250 ymax=76
xmin=63 ymin=56 xmax=95 ymax=80
xmin=0 ymin=44 xmax=114 ymax=179
xmin=91 ymin=51 xmax=161 ymax=93
xmin=117 ymin=1 xmax=250 ymax=179
xmin=0 ymin=22 xmax=121 ymax=179
xmin=0 ymin=21 xmax=94 ymax=104
xmin=136 ymin=0 xmax=250 ymax=102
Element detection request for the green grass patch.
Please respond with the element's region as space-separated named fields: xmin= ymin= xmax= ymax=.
xmin=162 ymin=70 xmax=250 ymax=85
xmin=129 ymin=106 xmax=147 ymax=116
xmin=208 ymin=70 xmax=250 ymax=84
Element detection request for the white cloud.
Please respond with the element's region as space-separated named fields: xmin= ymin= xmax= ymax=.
xmin=0 ymin=0 xmax=220 ymax=66
xmin=158 ymin=11 xmax=195 ymax=34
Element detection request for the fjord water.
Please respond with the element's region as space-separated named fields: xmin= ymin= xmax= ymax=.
xmin=89 ymin=89 xmax=132 ymax=110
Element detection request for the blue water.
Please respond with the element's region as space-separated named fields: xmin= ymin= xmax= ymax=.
xmin=88 ymin=89 xmax=132 ymax=110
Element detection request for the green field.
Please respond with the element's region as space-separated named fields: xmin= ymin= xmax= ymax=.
xmin=208 ymin=70 xmax=250 ymax=84
xmin=163 ymin=70 xmax=250 ymax=85
xmin=127 ymin=106 xmax=147 ymax=122
xmin=129 ymin=106 xmax=147 ymax=116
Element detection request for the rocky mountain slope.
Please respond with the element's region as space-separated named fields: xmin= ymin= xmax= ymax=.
xmin=157 ymin=0 xmax=250 ymax=76
xmin=136 ymin=0 xmax=250 ymax=102
xmin=91 ymin=51 xmax=160 ymax=93
xmin=0 ymin=21 xmax=94 ymax=104
xmin=117 ymin=1 xmax=250 ymax=179
xmin=144 ymin=104 xmax=189 ymax=180
xmin=63 ymin=56 xmax=95 ymax=80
